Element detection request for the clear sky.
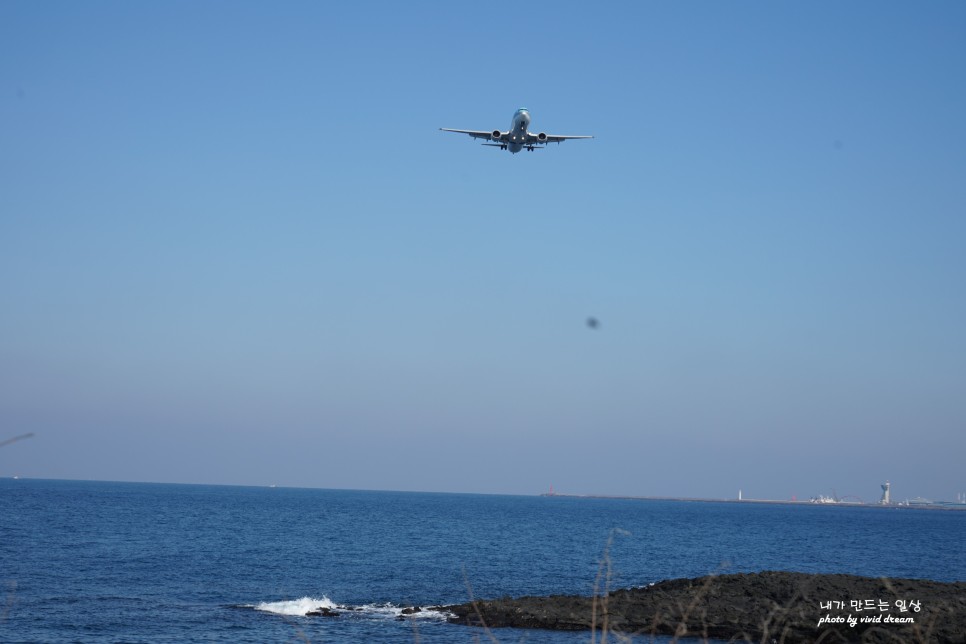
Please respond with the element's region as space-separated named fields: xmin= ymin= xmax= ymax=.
xmin=2 ymin=1 xmax=964 ymax=502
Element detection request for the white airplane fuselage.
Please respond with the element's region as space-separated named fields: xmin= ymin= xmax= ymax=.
xmin=505 ymin=109 xmax=531 ymax=154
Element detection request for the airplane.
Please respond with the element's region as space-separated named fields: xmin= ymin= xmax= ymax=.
xmin=440 ymin=107 xmax=593 ymax=153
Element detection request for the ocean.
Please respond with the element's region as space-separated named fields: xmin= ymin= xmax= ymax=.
xmin=1 ymin=479 xmax=963 ymax=642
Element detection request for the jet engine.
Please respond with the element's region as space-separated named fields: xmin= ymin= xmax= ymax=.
xmin=537 ymin=132 xmax=548 ymax=142
xmin=491 ymin=130 xmax=503 ymax=141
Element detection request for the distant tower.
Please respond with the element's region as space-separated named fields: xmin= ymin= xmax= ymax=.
xmin=738 ymin=489 xmax=742 ymax=501
xmin=880 ymin=481 xmax=891 ymax=505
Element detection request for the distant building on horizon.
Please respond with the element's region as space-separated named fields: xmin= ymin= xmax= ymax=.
xmin=880 ymin=481 xmax=891 ymax=505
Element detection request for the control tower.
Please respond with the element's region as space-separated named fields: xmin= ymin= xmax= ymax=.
xmin=880 ymin=481 xmax=891 ymax=505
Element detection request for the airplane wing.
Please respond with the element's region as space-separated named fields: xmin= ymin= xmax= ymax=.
xmin=529 ymin=133 xmax=594 ymax=143
xmin=439 ymin=128 xmax=593 ymax=146
xmin=440 ymin=128 xmax=503 ymax=141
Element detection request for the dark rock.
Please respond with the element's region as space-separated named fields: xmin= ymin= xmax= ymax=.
xmin=400 ymin=606 xmax=422 ymax=615
xmin=305 ymin=607 xmax=340 ymax=617
xmin=444 ymin=572 xmax=966 ymax=643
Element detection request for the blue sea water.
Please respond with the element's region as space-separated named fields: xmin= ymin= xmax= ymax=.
xmin=1 ymin=479 xmax=963 ymax=643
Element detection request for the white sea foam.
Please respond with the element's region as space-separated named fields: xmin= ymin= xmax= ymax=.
xmin=254 ymin=596 xmax=336 ymax=616
xmin=357 ymin=603 xmax=452 ymax=620
xmin=250 ymin=596 xmax=452 ymax=620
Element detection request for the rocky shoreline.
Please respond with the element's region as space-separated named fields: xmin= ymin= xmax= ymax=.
xmin=442 ymin=571 xmax=966 ymax=643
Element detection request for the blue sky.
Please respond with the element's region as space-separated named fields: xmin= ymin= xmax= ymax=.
xmin=2 ymin=1 xmax=964 ymax=501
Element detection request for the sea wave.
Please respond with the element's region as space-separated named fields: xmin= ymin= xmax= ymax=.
xmin=254 ymin=596 xmax=336 ymax=616
xmin=354 ymin=602 xmax=451 ymax=620
xmin=249 ymin=597 xmax=452 ymax=620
